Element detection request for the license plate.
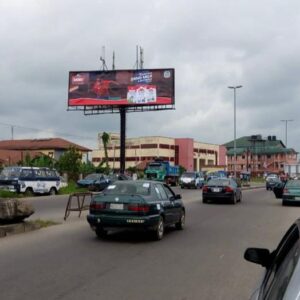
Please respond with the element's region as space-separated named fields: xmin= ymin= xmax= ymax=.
xmin=110 ymin=203 xmax=124 ymax=210
xmin=213 ymin=188 xmax=221 ymax=192
xmin=295 ymin=197 xmax=300 ymax=201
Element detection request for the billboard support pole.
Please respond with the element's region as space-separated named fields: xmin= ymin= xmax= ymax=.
xmin=120 ymin=107 xmax=126 ymax=174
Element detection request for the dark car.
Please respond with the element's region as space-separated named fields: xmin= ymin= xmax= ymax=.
xmin=86 ymin=180 xmax=185 ymax=240
xmin=202 ymin=178 xmax=242 ymax=204
xmin=244 ymin=219 xmax=300 ymax=300
xmin=89 ymin=173 xmax=132 ymax=191
xmin=77 ymin=173 xmax=110 ymax=191
xmin=273 ymin=179 xmax=300 ymax=206
xmin=266 ymin=177 xmax=282 ymax=191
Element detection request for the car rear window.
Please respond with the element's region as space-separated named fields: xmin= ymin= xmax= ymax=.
xmin=208 ymin=179 xmax=230 ymax=186
xmin=104 ymin=182 xmax=150 ymax=195
xmin=286 ymin=180 xmax=300 ymax=188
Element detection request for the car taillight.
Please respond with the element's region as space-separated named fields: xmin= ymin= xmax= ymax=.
xmin=90 ymin=202 xmax=106 ymax=210
xmin=202 ymin=185 xmax=208 ymax=192
xmin=283 ymin=188 xmax=289 ymax=194
xmin=225 ymin=186 xmax=233 ymax=192
xmin=128 ymin=204 xmax=150 ymax=213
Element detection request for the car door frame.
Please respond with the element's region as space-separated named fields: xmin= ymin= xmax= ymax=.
xmin=154 ymin=183 xmax=175 ymax=225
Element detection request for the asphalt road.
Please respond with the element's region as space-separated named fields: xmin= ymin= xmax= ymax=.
xmin=1 ymin=188 xmax=300 ymax=300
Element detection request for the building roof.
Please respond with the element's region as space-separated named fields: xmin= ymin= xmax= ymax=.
xmin=223 ymin=135 xmax=285 ymax=149
xmin=224 ymin=135 xmax=297 ymax=156
xmin=0 ymin=138 xmax=91 ymax=152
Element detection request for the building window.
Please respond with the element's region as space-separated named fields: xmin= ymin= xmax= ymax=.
xmin=141 ymin=144 xmax=158 ymax=149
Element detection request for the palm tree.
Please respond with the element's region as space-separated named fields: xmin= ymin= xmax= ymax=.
xmin=101 ymin=132 xmax=110 ymax=169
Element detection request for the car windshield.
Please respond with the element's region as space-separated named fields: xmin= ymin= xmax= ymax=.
xmin=208 ymin=179 xmax=231 ymax=186
xmin=148 ymin=163 xmax=163 ymax=170
xmin=0 ymin=167 xmax=22 ymax=179
xmin=182 ymin=172 xmax=195 ymax=178
xmin=286 ymin=180 xmax=300 ymax=188
xmin=104 ymin=182 xmax=151 ymax=195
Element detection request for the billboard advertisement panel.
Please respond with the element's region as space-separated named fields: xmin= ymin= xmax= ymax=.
xmin=68 ymin=69 xmax=174 ymax=107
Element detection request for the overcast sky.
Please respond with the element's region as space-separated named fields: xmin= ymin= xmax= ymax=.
xmin=1 ymin=0 xmax=300 ymax=152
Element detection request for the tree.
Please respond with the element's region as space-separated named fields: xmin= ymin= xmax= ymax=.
xmin=79 ymin=161 xmax=96 ymax=177
xmin=31 ymin=155 xmax=54 ymax=168
xmin=55 ymin=147 xmax=82 ymax=181
xmin=101 ymin=132 xmax=110 ymax=169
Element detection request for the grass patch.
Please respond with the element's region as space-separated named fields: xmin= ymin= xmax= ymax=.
xmin=58 ymin=180 xmax=88 ymax=195
xmin=0 ymin=190 xmax=23 ymax=198
xmin=29 ymin=219 xmax=60 ymax=228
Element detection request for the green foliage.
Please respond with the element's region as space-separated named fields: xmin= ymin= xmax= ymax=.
xmin=55 ymin=147 xmax=82 ymax=181
xmin=94 ymin=160 xmax=110 ymax=175
xmin=58 ymin=180 xmax=88 ymax=194
xmin=0 ymin=190 xmax=22 ymax=198
xmin=79 ymin=161 xmax=96 ymax=177
xmin=28 ymin=219 xmax=60 ymax=228
xmin=31 ymin=155 xmax=54 ymax=168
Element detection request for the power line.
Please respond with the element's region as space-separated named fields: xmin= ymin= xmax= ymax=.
xmin=0 ymin=122 xmax=95 ymax=141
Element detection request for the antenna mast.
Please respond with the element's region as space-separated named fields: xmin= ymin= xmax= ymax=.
xmin=100 ymin=46 xmax=108 ymax=71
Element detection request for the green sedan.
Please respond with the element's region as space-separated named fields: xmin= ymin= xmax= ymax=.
xmin=87 ymin=180 xmax=185 ymax=240
xmin=273 ymin=179 xmax=300 ymax=205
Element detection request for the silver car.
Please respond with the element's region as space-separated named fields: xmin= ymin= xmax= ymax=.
xmin=244 ymin=218 xmax=300 ymax=299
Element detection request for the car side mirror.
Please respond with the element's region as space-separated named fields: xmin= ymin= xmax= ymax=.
xmin=244 ymin=248 xmax=271 ymax=268
xmin=175 ymin=194 xmax=181 ymax=200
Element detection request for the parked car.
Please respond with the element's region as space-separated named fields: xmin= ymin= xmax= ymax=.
xmin=266 ymin=177 xmax=282 ymax=191
xmin=87 ymin=180 xmax=185 ymax=240
xmin=77 ymin=173 xmax=110 ymax=191
xmin=244 ymin=218 xmax=300 ymax=300
xmin=0 ymin=166 xmax=60 ymax=195
xmin=179 ymin=171 xmax=204 ymax=189
xmin=202 ymin=178 xmax=242 ymax=204
xmin=273 ymin=179 xmax=300 ymax=206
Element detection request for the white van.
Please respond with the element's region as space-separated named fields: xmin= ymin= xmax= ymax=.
xmin=0 ymin=166 xmax=61 ymax=195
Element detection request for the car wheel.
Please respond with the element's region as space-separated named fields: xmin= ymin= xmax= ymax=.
xmin=282 ymin=200 xmax=287 ymax=206
xmin=175 ymin=210 xmax=185 ymax=230
xmin=154 ymin=216 xmax=164 ymax=240
xmin=24 ymin=188 xmax=34 ymax=197
xmin=49 ymin=187 xmax=57 ymax=195
xmin=202 ymin=197 xmax=207 ymax=204
xmin=230 ymin=194 xmax=237 ymax=204
xmin=239 ymin=192 xmax=242 ymax=202
xmin=95 ymin=227 xmax=108 ymax=239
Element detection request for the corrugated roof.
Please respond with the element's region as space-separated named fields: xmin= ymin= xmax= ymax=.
xmin=227 ymin=147 xmax=296 ymax=156
xmin=0 ymin=138 xmax=91 ymax=152
xmin=223 ymin=136 xmax=285 ymax=149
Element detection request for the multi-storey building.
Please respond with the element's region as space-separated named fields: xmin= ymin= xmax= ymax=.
xmin=224 ymin=135 xmax=298 ymax=175
xmin=92 ymin=133 xmax=226 ymax=172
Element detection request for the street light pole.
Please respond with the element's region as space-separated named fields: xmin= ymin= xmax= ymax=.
xmin=228 ymin=85 xmax=243 ymax=178
xmin=280 ymin=119 xmax=293 ymax=147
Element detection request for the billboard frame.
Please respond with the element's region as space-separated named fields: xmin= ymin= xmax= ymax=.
xmin=67 ymin=68 xmax=175 ymax=111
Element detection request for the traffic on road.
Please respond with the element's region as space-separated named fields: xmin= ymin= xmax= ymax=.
xmin=1 ymin=184 xmax=300 ymax=299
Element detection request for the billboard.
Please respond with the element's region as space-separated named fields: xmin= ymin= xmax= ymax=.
xmin=68 ymin=68 xmax=174 ymax=107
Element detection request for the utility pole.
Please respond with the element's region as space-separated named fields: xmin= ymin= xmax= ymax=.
xmin=228 ymin=85 xmax=243 ymax=178
xmin=280 ymin=119 xmax=293 ymax=147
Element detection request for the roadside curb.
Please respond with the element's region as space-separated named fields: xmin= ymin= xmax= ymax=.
xmin=242 ymin=185 xmax=265 ymax=191
xmin=0 ymin=222 xmax=41 ymax=238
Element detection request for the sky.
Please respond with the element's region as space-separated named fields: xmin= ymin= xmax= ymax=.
xmin=1 ymin=0 xmax=300 ymax=152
